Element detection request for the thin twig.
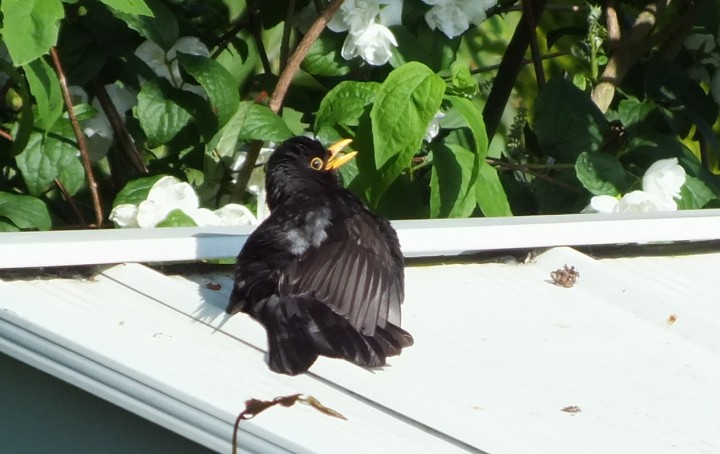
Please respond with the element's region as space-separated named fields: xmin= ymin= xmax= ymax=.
xmin=50 ymin=47 xmax=103 ymax=227
xmin=482 ymin=0 xmax=549 ymax=143
xmin=91 ymin=79 xmax=148 ymax=174
xmin=232 ymin=0 xmax=345 ymax=201
xmin=0 ymin=128 xmax=13 ymax=141
xmin=211 ymin=16 xmax=250 ymax=59
xmin=280 ymin=0 xmax=297 ymax=73
xmin=488 ymin=158 xmax=584 ymax=193
xmin=486 ymin=157 xmax=575 ymax=171
xmin=54 ymin=178 xmax=87 ymax=225
xmin=471 ymin=51 xmax=569 ymax=74
xmin=247 ymin=0 xmax=273 ymax=75
xmin=522 ymin=0 xmax=546 ymax=87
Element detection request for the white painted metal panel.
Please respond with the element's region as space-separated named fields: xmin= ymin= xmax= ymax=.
xmin=2 ymin=210 xmax=720 ymax=268
xmin=2 ymin=238 xmax=720 ymax=452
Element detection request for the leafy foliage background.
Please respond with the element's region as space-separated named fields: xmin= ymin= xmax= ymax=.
xmin=0 ymin=0 xmax=719 ymax=231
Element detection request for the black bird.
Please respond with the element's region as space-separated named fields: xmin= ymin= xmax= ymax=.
xmin=227 ymin=136 xmax=413 ymax=375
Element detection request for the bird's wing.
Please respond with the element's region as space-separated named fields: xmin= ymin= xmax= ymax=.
xmin=279 ymin=205 xmax=404 ymax=336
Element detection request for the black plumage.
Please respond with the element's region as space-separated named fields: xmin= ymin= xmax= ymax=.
xmin=227 ymin=136 xmax=413 ymax=375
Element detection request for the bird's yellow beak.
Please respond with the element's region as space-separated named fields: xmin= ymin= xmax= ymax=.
xmin=325 ymin=138 xmax=357 ymax=171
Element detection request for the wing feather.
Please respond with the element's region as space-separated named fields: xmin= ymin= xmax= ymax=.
xmin=279 ymin=200 xmax=404 ymax=336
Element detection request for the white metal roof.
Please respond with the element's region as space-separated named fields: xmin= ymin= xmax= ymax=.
xmin=2 ymin=212 xmax=720 ymax=453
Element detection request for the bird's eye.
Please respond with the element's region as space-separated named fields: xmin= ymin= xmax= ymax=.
xmin=310 ymin=157 xmax=324 ymax=171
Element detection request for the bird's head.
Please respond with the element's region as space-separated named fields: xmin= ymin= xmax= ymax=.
xmin=265 ymin=136 xmax=357 ymax=209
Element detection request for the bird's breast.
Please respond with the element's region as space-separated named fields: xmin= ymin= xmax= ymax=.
xmin=283 ymin=207 xmax=332 ymax=255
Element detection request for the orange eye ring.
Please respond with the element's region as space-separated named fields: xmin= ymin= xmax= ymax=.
xmin=310 ymin=157 xmax=324 ymax=171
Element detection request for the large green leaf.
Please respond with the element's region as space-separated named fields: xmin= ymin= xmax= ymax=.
xmin=113 ymin=175 xmax=165 ymax=207
xmin=0 ymin=192 xmax=51 ymax=231
xmin=136 ymin=80 xmax=193 ymax=146
xmin=444 ymin=96 xmax=489 ymax=209
xmin=575 ymin=152 xmax=631 ymax=196
xmin=233 ymin=101 xmax=293 ymax=142
xmin=534 ymin=78 xmax=609 ymax=162
xmin=177 ymin=53 xmax=240 ymax=128
xmin=24 ymin=57 xmax=64 ymax=132
xmin=0 ymin=0 xmax=64 ymax=65
xmin=315 ymin=81 xmax=380 ymax=138
xmin=430 ymin=143 xmax=476 ymax=218
xmin=99 ymin=0 xmax=153 ymax=16
xmin=109 ymin=0 xmax=178 ymax=50
xmin=371 ymin=62 xmax=445 ymax=169
xmin=15 ymin=129 xmax=85 ymax=197
xmin=677 ymin=176 xmax=716 ymax=209
xmin=476 ymin=162 xmax=513 ymax=217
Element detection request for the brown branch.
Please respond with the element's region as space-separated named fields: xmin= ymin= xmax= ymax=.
xmin=0 ymin=128 xmax=13 ymax=141
xmin=591 ymin=0 xmax=672 ymax=112
xmin=50 ymin=47 xmax=103 ymax=227
xmin=231 ymin=0 xmax=345 ymax=201
xmin=54 ymin=178 xmax=87 ymax=225
xmin=522 ymin=0 xmax=546 ymax=87
xmin=91 ymin=79 xmax=148 ymax=174
xmin=482 ymin=0 xmax=549 ymax=143
xmin=269 ymin=0 xmax=345 ymax=113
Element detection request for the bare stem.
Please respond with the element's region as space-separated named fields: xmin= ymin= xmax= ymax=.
xmin=247 ymin=0 xmax=273 ymax=75
xmin=54 ymin=178 xmax=87 ymax=225
xmin=91 ymin=79 xmax=148 ymax=174
xmin=522 ymin=0 xmax=546 ymax=87
xmin=0 ymin=128 xmax=13 ymax=141
xmin=280 ymin=0 xmax=297 ymax=73
xmin=50 ymin=47 xmax=103 ymax=228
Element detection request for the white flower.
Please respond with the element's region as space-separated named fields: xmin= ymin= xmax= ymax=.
xmin=422 ymin=0 xmax=494 ymax=38
xmin=424 ymin=111 xmax=446 ymax=142
xmin=135 ymin=37 xmax=209 ymax=95
xmin=110 ymin=176 xmax=258 ymax=228
xmin=329 ymin=0 xmax=401 ymax=66
xmin=69 ymin=83 xmax=137 ymax=161
xmin=342 ymin=21 xmax=398 ymax=66
xmin=587 ymin=158 xmax=686 ymax=213
xmin=642 ymin=157 xmax=686 ymax=200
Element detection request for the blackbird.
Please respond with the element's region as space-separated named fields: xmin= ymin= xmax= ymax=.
xmin=227 ymin=136 xmax=413 ymax=375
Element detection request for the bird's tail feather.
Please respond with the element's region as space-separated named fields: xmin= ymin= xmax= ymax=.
xmin=256 ymin=295 xmax=412 ymax=376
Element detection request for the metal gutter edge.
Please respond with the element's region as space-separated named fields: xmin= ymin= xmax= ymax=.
xmin=0 ymin=313 xmax=290 ymax=454
xmin=2 ymin=210 xmax=720 ymax=268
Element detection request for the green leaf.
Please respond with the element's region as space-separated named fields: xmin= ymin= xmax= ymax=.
xmin=430 ymin=143 xmax=477 ymax=218
xmin=0 ymin=0 xmax=64 ymax=65
xmin=0 ymin=192 xmax=51 ymax=231
xmin=136 ymin=80 xmax=193 ymax=146
xmin=315 ymin=81 xmax=380 ymax=135
xmin=476 ymin=162 xmax=513 ymax=217
xmin=15 ymin=129 xmax=85 ymax=197
xmin=302 ymin=32 xmax=352 ymax=77
xmin=233 ymin=101 xmax=293 ymax=142
xmin=98 ymin=0 xmax=153 ymax=16
xmin=372 ymin=62 xmax=445 ymax=169
xmin=677 ymin=175 xmax=715 ymax=210
xmin=366 ymin=63 xmax=445 ymax=204
xmin=24 ymin=57 xmax=64 ymax=132
xmin=156 ymin=208 xmax=197 ymax=227
xmin=177 ymin=53 xmax=240 ymax=128
xmin=0 ymin=221 xmax=20 ymax=232
xmin=113 ymin=175 xmax=165 ymax=207
xmin=445 ymin=96 xmax=489 ymax=209
xmin=534 ymin=78 xmax=610 ymax=162
xmin=109 ymin=0 xmax=178 ymax=50
xmin=575 ymin=152 xmax=630 ymax=196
